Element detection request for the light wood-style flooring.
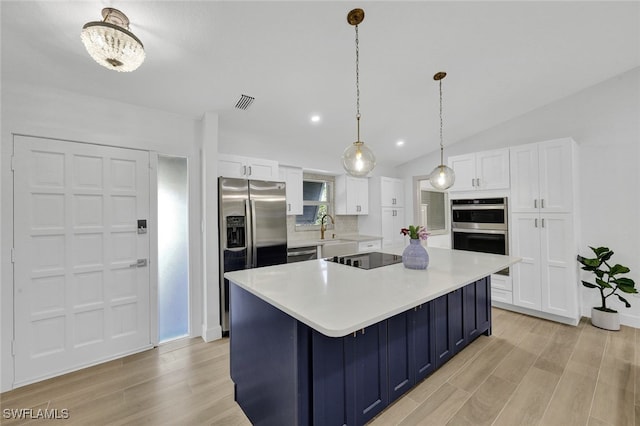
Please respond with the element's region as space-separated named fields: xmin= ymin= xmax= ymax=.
xmin=1 ymin=308 xmax=638 ymax=425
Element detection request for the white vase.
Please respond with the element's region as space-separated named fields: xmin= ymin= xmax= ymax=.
xmin=590 ymin=307 xmax=620 ymax=331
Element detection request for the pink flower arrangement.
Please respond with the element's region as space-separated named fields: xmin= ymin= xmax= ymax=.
xmin=400 ymin=225 xmax=429 ymax=240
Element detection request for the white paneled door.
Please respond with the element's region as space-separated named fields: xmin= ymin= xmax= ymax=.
xmin=13 ymin=136 xmax=151 ymax=386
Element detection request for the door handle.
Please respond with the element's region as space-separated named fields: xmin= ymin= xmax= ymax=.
xmin=541 ymin=199 xmax=545 ymax=208
xmin=534 ymin=218 xmax=538 ymax=228
xmin=288 ymin=203 xmax=291 ymax=212
xmin=471 ymin=178 xmax=475 ymax=187
xmin=243 ymin=165 xmax=247 ymax=176
xmin=541 ymin=218 xmax=545 ymax=228
xmin=130 ymin=259 xmax=148 ymax=268
xmin=534 ymin=199 xmax=537 ymax=209
xmin=247 ymin=166 xmax=252 ymax=176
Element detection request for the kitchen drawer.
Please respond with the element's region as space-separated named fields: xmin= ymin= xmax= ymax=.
xmin=490 ymin=274 xmax=512 ymax=291
xmin=358 ymin=239 xmax=382 ymax=252
xmin=491 ymin=288 xmax=513 ymax=304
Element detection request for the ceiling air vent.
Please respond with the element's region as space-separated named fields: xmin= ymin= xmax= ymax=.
xmin=235 ymin=94 xmax=255 ymax=110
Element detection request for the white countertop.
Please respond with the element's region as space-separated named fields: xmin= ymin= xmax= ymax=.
xmin=225 ymin=247 xmax=520 ymax=338
xmin=287 ymin=234 xmax=382 ymax=249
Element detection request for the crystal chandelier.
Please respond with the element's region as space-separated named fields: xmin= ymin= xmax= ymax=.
xmin=429 ymin=72 xmax=456 ymax=190
xmin=81 ymin=8 xmax=145 ymax=72
xmin=342 ymin=8 xmax=376 ymax=177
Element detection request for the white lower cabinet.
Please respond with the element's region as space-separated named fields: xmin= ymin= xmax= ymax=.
xmin=358 ymin=239 xmax=382 ymax=252
xmin=490 ymin=274 xmax=513 ymax=304
xmin=511 ymin=212 xmax=578 ymax=320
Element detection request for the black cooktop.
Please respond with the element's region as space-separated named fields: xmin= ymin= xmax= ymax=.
xmin=325 ymin=252 xmax=402 ymax=270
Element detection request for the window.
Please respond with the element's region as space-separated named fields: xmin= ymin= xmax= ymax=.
xmin=420 ymin=190 xmax=446 ymax=232
xmin=296 ymin=178 xmax=333 ymax=230
xmin=413 ymin=175 xmax=448 ymax=235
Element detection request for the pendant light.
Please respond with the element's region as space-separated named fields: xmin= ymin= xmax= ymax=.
xmin=81 ymin=8 xmax=145 ymax=72
xmin=429 ymin=72 xmax=456 ymax=190
xmin=342 ymin=8 xmax=376 ymax=177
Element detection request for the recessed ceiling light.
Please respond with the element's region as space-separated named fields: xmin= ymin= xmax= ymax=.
xmin=310 ymin=115 xmax=321 ymax=123
xmin=396 ymin=140 xmax=405 ymax=147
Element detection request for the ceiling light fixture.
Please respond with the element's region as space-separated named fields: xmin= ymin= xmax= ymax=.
xmin=342 ymin=8 xmax=376 ymax=177
xmin=81 ymin=8 xmax=145 ymax=72
xmin=429 ymin=72 xmax=456 ymax=190
xmin=311 ymin=115 xmax=321 ymax=123
xmin=396 ymin=140 xmax=405 ymax=147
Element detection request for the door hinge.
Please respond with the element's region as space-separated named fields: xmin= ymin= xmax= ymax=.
xmin=11 ymin=248 xmax=15 ymax=263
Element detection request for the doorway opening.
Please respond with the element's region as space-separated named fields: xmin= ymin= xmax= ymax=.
xmin=158 ymin=155 xmax=189 ymax=343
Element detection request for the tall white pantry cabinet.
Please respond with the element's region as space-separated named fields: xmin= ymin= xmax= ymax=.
xmin=509 ymin=138 xmax=580 ymax=323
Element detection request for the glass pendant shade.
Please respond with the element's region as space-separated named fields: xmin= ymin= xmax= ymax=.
xmin=429 ymin=164 xmax=456 ymax=190
xmin=342 ymin=141 xmax=376 ymax=177
xmin=81 ymin=8 xmax=145 ymax=72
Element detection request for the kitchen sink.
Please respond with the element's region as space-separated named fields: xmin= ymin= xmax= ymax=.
xmin=320 ymin=240 xmax=358 ymax=258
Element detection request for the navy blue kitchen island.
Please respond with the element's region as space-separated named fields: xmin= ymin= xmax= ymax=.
xmin=225 ymin=248 xmax=518 ymax=426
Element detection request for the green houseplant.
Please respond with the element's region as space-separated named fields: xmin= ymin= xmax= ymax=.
xmin=577 ymin=246 xmax=637 ymax=330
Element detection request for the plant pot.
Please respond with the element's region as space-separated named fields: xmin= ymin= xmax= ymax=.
xmin=590 ymin=307 xmax=620 ymax=331
xmin=402 ymin=239 xmax=429 ymax=270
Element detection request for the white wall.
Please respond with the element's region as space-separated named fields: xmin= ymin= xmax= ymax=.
xmin=0 ymin=82 xmax=206 ymax=391
xmin=399 ymin=67 xmax=640 ymax=327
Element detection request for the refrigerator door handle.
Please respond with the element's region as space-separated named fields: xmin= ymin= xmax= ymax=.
xmin=250 ymin=200 xmax=258 ymax=267
xmin=245 ymin=199 xmax=253 ymax=268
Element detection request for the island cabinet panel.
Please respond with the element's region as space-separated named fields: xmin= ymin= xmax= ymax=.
xmin=433 ymin=294 xmax=455 ymax=368
xmin=464 ymin=277 xmax=492 ymax=340
xmin=311 ymin=333 xmax=348 ymax=426
xmin=230 ymin=284 xmax=311 ymax=426
xmin=410 ymin=303 xmax=436 ymax=383
xmin=387 ymin=312 xmax=414 ymax=402
xmin=347 ymin=323 xmax=389 ymax=425
xmin=449 ymin=288 xmax=467 ymax=354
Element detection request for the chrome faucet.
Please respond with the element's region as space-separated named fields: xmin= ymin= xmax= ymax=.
xmin=320 ymin=214 xmax=335 ymax=240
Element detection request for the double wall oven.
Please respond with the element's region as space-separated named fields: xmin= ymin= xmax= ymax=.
xmin=451 ymin=197 xmax=509 ymax=275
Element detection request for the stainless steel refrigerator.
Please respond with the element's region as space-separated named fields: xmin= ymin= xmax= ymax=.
xmin=218 ymin=177 xmax=288 ymax=333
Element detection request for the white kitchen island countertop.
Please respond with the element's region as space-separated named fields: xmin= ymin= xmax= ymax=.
xmin=225 ymin=247 xmax=520 ymax=337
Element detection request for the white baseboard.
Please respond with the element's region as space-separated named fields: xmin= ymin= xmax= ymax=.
xmin=492 ymin=301 xmax=580 ymax=326
xmin=201 ymin=323 xmax=223 ymax=342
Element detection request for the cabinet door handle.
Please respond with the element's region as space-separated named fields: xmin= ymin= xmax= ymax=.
xmin=471 ymin=178 xmax=475 ymax=187
xmin=247 ymin=166 xmax=252 ymax=176
xmin=541 ymin=199 xmax=545 ymax=208
xmin=534 ymin=218 xmax=538 ymax=228
xmin=288 ymin=203 xmax=291 ymax=212
xmin=534 ymin=199 xmax=537 ymax=208
xmin=243 ymin=165 xmax=247 ymax=175
xmin=476 ymin=178 xmax=480 ymax=187
xmin=542 ymin=218 xmax=545 ymax=228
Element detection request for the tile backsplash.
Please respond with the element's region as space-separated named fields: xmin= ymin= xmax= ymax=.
xmin=287 ymin=215 xmax=359 ymax=242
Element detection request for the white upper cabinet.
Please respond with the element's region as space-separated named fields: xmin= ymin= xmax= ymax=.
xmin=218 ymin=154 xmax=278 ymax=181
xmin=335 ymin=175 xmax=369 ymax=215
xmin=448 ymin=148 xmax=510 ymax=192
xmin=510 ymin=139 xmax=574 ymax=213
xmin=448 ymin=154 xmax=476 ymax=192
xmin=380 ymin=177 xmax=404 ymax=207
xmin=279 ymin=166 xmax=303 ymax=215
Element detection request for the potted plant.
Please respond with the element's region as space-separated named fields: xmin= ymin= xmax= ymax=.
xmin=577 ymin=246 xmax=637 ymax=330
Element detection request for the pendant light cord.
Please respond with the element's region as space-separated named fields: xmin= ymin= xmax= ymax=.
xmin=439 ymin=78 xmax=444 ymax=166
xmin=355 ymin=24 xmax=361 ymax=142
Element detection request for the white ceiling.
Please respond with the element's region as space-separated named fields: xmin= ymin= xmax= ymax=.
xmin=2 ymin=1 xmax=639 ymax=171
